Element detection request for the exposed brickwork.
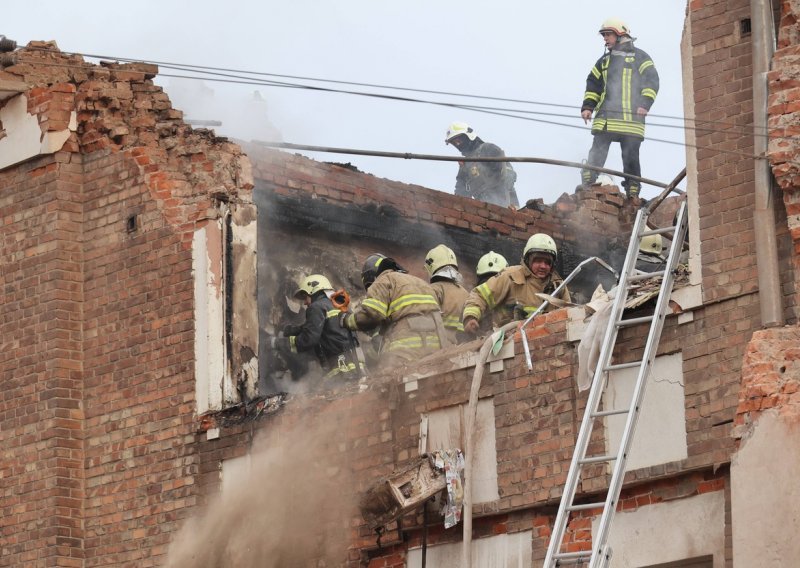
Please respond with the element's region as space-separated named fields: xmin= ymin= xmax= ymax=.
xmin=769 ymin=1 xmax=800 ymax=310
xmin=689 ymin=0 xmax=764 ymax=305
xmin=734 ymin=327 xmax=800 ymax=433
xmin=0 ymin=43 xmax=251 ymax=567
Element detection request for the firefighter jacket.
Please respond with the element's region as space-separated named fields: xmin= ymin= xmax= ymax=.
xmin=280 ymin=291 xmax=358 ymax=378
xmin=430 ymin=278 xmax=470 ymax=343
xmin=344 ymin=270 xmax=448 ymax=365
xmin=462 ymin=264 xmax=571 ymax=327
xmin=582 ymin=41 xmax=659 ymax=139
xmin=455 ymin=140 xmax=519 ymax=207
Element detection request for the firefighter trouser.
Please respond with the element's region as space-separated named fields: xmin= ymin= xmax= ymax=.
xmin=581 ymin=132 xmax=643 ymax=197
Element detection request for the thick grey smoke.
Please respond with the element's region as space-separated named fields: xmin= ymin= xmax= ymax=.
xmin=166 ymin=403 xmax=355 ymax=567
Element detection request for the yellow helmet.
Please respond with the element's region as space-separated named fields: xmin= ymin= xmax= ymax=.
xmin=425 ymin=244 xmax=458 ymax=276
xmin=639 ymin=234 xmax=663 ymax=256
xmin=476 ymin=251 xmax=508 ymax=277
xmin=445 ymin=121 xmax=478 ymax=145
xmin=599 ymin=17 xmax=632 ymax=37
xmin=523 ymin=233 xmax=557 ymax=263
xmin=294 ymin=274 xmax=333 ymax=298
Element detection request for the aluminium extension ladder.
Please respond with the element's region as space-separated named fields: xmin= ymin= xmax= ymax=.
xmin=543 ymin=200 xmax=688 ymax=567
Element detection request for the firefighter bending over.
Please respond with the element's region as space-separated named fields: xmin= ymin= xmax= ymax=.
xmin=425 ymin=244 xmax=469 ymax=344
xmin=445 ymin=122 xmax=519 ymax=208
xmin=343 ymin=254 xmax=451 ymax=366
xmin=462 ymin=234 xmax=570 ymax=334
xmin=272 ymin=274 xmax=361 ymax=380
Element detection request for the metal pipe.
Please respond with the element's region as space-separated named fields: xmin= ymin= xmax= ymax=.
xmin=751 ymin=0 xmax=784 ymax=327
xmin=254 ymin=140 xmax=681 ymax=191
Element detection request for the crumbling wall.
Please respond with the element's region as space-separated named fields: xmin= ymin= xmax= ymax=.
xmin=0 ymin=43 xmax=253 ymax=567
xmin=769 ymin=0 xmax=800 ymax=311
xmin=731 ymin=327 xmax=800 ymax=566
xmin=189 ymin=305 xmax=734 ymax=566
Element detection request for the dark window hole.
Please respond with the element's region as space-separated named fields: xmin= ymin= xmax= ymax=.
xmin=740 ymin=18 xmax=751 ymax=36
xmin=126 ymin=214 xmax=138 ymax=233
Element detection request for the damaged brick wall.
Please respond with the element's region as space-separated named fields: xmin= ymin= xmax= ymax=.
xmin=769 ymin=0 xmax=800 ymax=310
xmin=191 ymin=303 xmax=737 ymax=565
xmin=689 ymin=0 xmax=796 ymax=315
xmin=0 ymin=43 xmax=253 ymax=567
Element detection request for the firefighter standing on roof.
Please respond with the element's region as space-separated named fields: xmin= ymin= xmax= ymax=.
xmin=272 ymin=274 xmax=360 ymax=380
xmin=445 ymin=122 xmax=520 ymax=208
xmin=424 ymin=244 xmax=470 ymax=344
xmin=579 ymin=18 xmax=659 ymax=199
xmin=343 ymin=254 xmax=451 ymax=366
xmin=462 ymin=234 xmax=570 ymax=334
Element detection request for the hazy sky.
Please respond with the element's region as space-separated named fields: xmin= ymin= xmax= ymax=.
xmin=8 ymin=1 xmax=688 ymax=204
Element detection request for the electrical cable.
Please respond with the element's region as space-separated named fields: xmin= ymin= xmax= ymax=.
xmin=13 ymin=47 xmax=799 ymax=166
xmin=20 ymin=44 xmax=786 ymax=138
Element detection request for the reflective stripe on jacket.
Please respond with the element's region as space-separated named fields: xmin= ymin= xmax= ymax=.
xmin=462 ymin=264 xmax=571 ymax=327
xmin=583 ymin=43 xmax=659 ymax=139
xmin=344 ymin=270 xmax=444 ymax=363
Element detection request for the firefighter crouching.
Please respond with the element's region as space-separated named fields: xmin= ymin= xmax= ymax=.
xmin=425 ymin=244 xmax=470 ymax=344
xmin=271 ymin=274 xmax=362 ymax=380
xmin=462 ymin=234 xmax=571 ymax=334
xmin=342 ymin=253 xmax=451 ymax=367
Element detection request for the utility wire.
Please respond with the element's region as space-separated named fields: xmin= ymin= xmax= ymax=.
xmin=21 ymin=45 xmax=787 ymax=138
xmin=15 ymin=48 xmax=794 ymax=165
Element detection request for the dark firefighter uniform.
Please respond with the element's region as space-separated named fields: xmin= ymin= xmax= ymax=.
xmin=581 ymin=41 xmax=659 ymax=197
xmin=344 ymin=270 xmax=448 ymax=367
xmin=279 ymin=291 xmax=359 ymax=379
xmin=455 ymin=141 xmax=519 ymax=208
xmin=462 ymin=264 xmax=571 ymax=328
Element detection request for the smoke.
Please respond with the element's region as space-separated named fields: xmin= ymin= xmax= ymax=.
xmin=166 ymin=403 xmax=356 ymax=567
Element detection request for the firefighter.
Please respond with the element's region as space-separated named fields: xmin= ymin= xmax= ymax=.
xmin=424 ymin=244 xmax=470 ymax=344
xmin=462 ymin=234 xmax=571 ymax=334
xmin=445 ymin=122 xmax=520 ymax=208
xmin=476 ymin=251 xmax=508 ymax=286
xmin=272 ymin=274 xmax=360 ymax=380
xmin=580 ymin=18 xmax=659 ymax=199
xmin=342 ymin=253 xmax=450 ymax=366
xmin=635 ymin=234 xmax=666 ymax=273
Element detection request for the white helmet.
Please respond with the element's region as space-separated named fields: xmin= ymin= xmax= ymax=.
xmin=476 ymin=251 xmax=508 ymax=277
xmin=425 ymin=244 xmax=458 ymax=276
xmin=445 ymin=121 xmax=478 ymax=144
xmin=294 ymin=274 xmax=333 ymax=298
xmin=639 ymin=234 xmax=663 ymax=256
xmin=523 ymin=233 xmax=558 ymax=263
xmin=599 ymin=17 xmax=632 ymax=37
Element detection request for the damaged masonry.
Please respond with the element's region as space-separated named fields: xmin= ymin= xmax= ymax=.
xmin=3 ymin=2 xmax=800 ymax=566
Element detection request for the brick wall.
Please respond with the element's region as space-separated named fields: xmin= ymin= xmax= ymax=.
xmin=769 ymin=0 xmax=800 ymax=311
xmin=188 ymin=305 xmax=737 ymax=565
xmin=0 ymin=44 xmax=252 ymax=567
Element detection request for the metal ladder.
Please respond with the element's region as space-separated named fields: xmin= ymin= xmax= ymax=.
xmin=543 ymin=200 xmax=688 ymax=567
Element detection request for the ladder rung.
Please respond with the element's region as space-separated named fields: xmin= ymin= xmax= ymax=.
xmin=616 ymin=315 xmax=653 ymax=327
xmin=553 ymin=551 xmax=592 ymax=562
xmin=603 ymin=361 xmax=642 ymax=372
xmin=627 ymin=270 xmax=666 ymax=282
xmin=641 ymin=226 xmax=675 ymax=236
xmin=579 ymin=454 xmax=617 ymax=465
xmin=567 ymin=501 xmax=606 ymax=512
xmin=592 ymin=408 xmax=629 ymax=418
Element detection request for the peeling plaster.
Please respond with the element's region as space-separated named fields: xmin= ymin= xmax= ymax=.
xmin=193 ymin=223 xmax=228 ymax=413
xmin=0 ymin=94 xmax=76 ymax=169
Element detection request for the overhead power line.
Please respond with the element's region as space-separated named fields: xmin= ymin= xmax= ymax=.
xmin=16 ymin=46 xmax=796 ymax=166
xmin=21 ymin=45 xmax=788 ymax=140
